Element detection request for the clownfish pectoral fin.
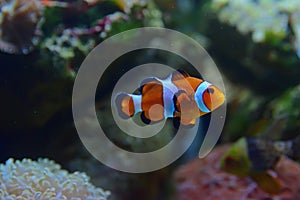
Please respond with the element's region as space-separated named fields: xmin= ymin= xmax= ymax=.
xmin=171 ymin=69 xmax=190 ymax=82
xmin=173 ymin=90 xmax=184 ymax=112
xmin=180 ymin=117 xmax=197 ymax=126
xmin=250 ymin=172 xmax=282 ymax=194
xmin=173 ymin=90 xmax=191 ymax=112
xmin=189 ymin=118 xmax=197 ymax=125
xmin=173 ymin=117 xmax=196 ymax=128
xmin=115 ymin=92 xmax=135 ymax=119
xmin=173 ymin=90 xmax=199 ymax=126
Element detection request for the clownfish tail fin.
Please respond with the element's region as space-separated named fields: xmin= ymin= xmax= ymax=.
xmin=115 ymin=92 xmax=139 ymax=119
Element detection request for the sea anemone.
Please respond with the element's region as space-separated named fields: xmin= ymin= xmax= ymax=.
xmin=0 ymin=0 xmax=43 ymax=54
xmin=0 ymin=158 xmax=110 ymax=199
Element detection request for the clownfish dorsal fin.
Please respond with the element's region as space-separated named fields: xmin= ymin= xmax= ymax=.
xmin=171 ymin=69 xmax=190 ymax=81
xmin=139 ymin=77 xmax=161 ymax=93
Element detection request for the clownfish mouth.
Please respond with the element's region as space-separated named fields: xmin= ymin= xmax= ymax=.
xmin=210 ymin=92 xmax=225 ymax=111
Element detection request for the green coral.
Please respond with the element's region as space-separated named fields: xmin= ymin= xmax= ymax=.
xmin=43 ymin=29 xmax=95 ymax=60
xmin=142 ymin=1 xmax=164 ymax=27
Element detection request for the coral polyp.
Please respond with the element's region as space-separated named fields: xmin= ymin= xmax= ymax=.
xmin=0 ymin=158 xmax=110 ymax=199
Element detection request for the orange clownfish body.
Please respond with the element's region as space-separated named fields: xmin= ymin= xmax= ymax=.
xmin=115 ymin=70 xmax=225 ymax=126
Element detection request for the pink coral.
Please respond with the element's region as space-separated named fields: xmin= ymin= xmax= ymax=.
xmin=172 ymin=145 xmax=300 ymax=200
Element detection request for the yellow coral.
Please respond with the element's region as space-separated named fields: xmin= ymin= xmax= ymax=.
xmin=0 ymin=158 xmax=110 ymax=200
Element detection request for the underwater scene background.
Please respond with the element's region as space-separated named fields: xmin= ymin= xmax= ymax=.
xmin=1 ymin=0 xmax=300 ymax=199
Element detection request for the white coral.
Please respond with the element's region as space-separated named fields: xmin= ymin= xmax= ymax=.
xmin=0 ymin=158 xmax=110 ymax=200
xmin=212 ymin=0 xmax=300 ymax=56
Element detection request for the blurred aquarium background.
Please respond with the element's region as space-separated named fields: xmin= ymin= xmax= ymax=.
xmin=1 ymin=0 xmax=300 ymax=199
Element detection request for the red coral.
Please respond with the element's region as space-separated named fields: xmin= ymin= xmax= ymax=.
xmin=172 ymin=145 xmax=300 ymax=200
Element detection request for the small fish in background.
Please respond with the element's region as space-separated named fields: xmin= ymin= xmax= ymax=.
xmin=220 ymin=129 xmax=300 ymax=194
xmin=114 ymin=70 xmax=225 ymax=126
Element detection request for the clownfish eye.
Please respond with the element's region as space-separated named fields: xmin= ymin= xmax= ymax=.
xmin=207 ymin=88 xmax=215 ymax=94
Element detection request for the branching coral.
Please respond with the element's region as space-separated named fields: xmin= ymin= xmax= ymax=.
xmin=0 ymin=0 xmax=43 ymax=54
xmin=0 ymin=158 xmax=110 ymax=199
xmin=212 ymin=0 xmax=300 ymax=56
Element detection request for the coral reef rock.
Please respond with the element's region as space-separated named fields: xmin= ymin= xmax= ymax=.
xmin=0 ymin=158 xmax=110 ymax=199
xmin=172 ymin=145 xmax=300 ymax=200
xmin=0 ymin=0 xmax=43 ymax=54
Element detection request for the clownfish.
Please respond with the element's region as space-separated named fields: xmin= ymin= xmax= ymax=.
xmin=114 ymin=70 xmax=225 ymax=126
